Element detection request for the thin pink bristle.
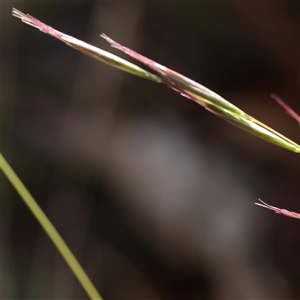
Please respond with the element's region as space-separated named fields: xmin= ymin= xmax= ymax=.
xmin=270 ymin=93 xmax=300 ymax=124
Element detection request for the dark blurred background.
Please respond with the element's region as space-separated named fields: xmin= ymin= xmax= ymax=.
xmin=2 ymin=1 xmax=299 ymax=299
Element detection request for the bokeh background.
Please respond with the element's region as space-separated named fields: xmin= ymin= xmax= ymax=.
xmin=2 ymin=1 xmax=299 ymax=299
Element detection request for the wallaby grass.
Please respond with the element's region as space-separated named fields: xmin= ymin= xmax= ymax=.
xmin=1 ymin=7 xmax=299 ymax=300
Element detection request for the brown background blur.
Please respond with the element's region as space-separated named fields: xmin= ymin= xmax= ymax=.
xmin=2 ymin=1 xmax=299 ymax=299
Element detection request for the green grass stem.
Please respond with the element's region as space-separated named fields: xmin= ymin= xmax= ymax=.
xmin=0 ymin=153 xmax=103 ymax=300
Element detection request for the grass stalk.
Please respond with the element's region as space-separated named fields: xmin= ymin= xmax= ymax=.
xmin=0 ymin=153 xmax=103 ymax=300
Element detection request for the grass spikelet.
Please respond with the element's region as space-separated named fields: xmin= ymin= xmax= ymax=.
xmin=101 ymin=34 xmax=300 ymax=153
xmin=12 ymin=8 xmax=162 ymax=83
xmin=255 ymin=199 xmax=300 ymax=220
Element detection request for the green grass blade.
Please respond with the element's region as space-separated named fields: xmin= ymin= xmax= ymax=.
xmin=0 ymin=153 xmax=103 ymax=300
